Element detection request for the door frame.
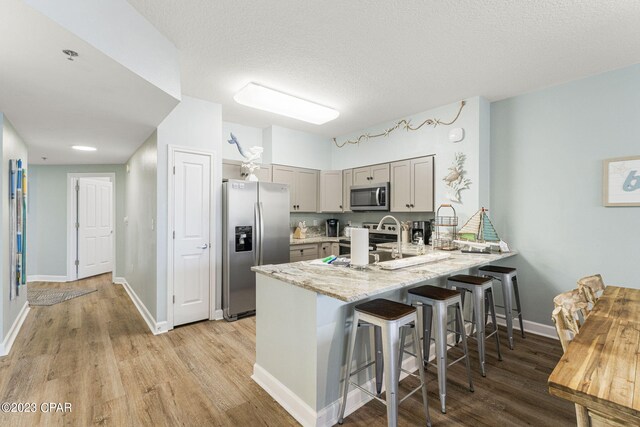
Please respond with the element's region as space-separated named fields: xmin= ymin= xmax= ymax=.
xmin=66 ymin=173 xmax=117 ymax=282
xmin=167 ymin=145 xmax=216 ymax=330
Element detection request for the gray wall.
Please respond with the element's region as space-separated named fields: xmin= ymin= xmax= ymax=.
xmin=27 ymin=164 xmax=126 ymax=277
xmin=491 ymin=64 xmax=640 ymax=326
xmin=124 ymin=131 xmax=158 ymax=319
xmin=1 ymin=115 xmax=29 ymax=340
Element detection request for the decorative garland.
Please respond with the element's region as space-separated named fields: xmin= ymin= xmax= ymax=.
xmin=332 ymin=100 xmax=466 ymax=148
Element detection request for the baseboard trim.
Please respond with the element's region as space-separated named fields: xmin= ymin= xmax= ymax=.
xmin=1 ymin=302 xmax=30 ymax=357
xmin=254 ymin=324 xmax=470 ymax=427
xmin=495 ymin=313 xmax=557 ymax=340
xmin=27 ymin=275 xmax=68 ymax=283
xmin=113 ymin=277 xmax=169 ymax=335
xmin=252 ymin=364 xmax=319 ymax=427
xmin=212 ymin=309 xmax=224 ymax=321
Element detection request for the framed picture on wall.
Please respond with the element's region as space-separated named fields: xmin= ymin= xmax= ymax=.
xmin=603 ymin=155 xmax=640 ymax=207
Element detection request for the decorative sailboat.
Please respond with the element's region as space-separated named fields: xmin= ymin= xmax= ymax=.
xmin=454 ymin=208 xmax=503 ymax=252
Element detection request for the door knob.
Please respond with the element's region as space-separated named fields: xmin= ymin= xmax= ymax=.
xmin=197 ymin=244 xmax=209 ymax=249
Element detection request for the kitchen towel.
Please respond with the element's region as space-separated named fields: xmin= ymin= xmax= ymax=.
xmin=350 ymin=228 xmax=369 ymax=267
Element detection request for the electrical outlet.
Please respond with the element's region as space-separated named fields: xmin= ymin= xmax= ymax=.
xmin=313 ymin=219 xmax=318 ymax=226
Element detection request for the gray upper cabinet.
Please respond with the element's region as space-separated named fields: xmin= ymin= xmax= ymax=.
xmin=352 ymin=164 xmax=390 ymax=186
xmin=390 ymin=160 xmax=411 ymax=212
xmin=222 ymin=160 xmax=244 ymax=180
xmin=342 ymin=169 xmax=353 ymax=212
xmin=273 ymin=165 xmax=318 ymax=212
xmin=390 ymin=156 xmax=434 ymax=212
xmin=223 ymin=160 xmax=272 ymax=182
xmin=255 ymin=164 xmax=272 ymax=182
xmin=320 ymin=170 xmax=343 ymax=212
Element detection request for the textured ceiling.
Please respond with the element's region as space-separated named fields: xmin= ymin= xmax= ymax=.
xmin=0 ymin=0 xmax=178 ymax=165
xmin=126 ymin=0 xmax=640 ymax=137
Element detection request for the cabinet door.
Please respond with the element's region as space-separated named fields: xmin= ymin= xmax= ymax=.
xmin=330 ymin=243 xmax=340 ymax=255
xmin=222 ymin=160 xmax=243 ymax=180
xmin=255 ymin=164 xmax=272 ymax=182
xmin=411 ymin=156 xmax=434 ymax=212
xmin=320 ymin=243 xmax=331 ymax=258
xmin=320 ymin=170 xmax=343 ymax=212
xmin=390 ymin=160 xmax=411 ymax=212
xmin=352 ymin=167 xmax=371 ymax=186
xmin=296 ymin=168 xmax=319 ymax=212
xmin=371 ymin=164 xmax=390 ymax=183
xmin=290 ymin=248 xmax=304 ymax=262
xmin=272 ymin=165 xmax=297 ymax=211
xmin=342 ymin=169 xmax=352 ymax=212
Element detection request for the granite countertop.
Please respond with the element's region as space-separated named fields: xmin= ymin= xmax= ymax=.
xmin=252 ymin=250 xmax=518 ymax=302
xmin=289 ymin=236 xmax=348 ymax=245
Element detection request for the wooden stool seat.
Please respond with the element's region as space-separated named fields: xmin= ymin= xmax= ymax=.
xmin=409 ymin=285 xmax=460 ymax=301
xmin=479 ymin=265 xmax=516 ymax=274
xmin=355 ymin=298 xmax=416 ymax=320
xmin=449 ymin=274 xmax=493 ymax=286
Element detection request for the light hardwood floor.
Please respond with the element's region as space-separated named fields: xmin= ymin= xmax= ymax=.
xmin=0 ymin=274 xmax=575 ymax=426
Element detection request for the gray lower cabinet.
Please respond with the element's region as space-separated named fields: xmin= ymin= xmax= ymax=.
xmin=291 ymin=242 xmax=339 ymax=262
xmin=290 ymin=244 xmax=319 ymax=262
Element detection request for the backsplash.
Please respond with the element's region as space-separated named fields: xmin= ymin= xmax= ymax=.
xmin=290 ymin=212 xmax=435 ymax=236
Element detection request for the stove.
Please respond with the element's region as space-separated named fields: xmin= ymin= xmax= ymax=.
xmin=362 ymin=222 xmax=400 ymax=247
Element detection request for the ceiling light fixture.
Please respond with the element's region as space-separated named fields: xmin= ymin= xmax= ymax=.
xmin=71 ymin=145 xmax=97 ymax=151
xmin=62 ymin=49 xmax=78 ymax=61
xmin=233 ymin=83 xmax=339 ymax=125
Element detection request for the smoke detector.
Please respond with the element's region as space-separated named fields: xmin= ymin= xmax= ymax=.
xmin=62 ymin=49 xmax=78 ymax=61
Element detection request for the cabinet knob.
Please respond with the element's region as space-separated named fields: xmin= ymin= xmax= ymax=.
xmin=406 ymin=204 xmax=410 ymax=208
xmin=410 ymin=204 xmax=414 ymax=208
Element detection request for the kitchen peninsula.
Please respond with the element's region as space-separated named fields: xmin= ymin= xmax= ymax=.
xmin=251 ymin=249 xmax=517 ymax=427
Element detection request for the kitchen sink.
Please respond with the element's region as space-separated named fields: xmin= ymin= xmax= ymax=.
xmin=369 ymin=250 xmax=416 ymax=263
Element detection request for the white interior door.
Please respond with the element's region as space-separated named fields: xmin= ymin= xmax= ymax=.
xmin=77 ymin=178 xmax=113 ymax=279
xmin=173 ymin=151 xmax=211 ymax=326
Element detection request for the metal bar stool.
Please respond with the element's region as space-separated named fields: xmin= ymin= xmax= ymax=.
xmin=408 ymin=285 xmax=474 ymax=413
xmin=447 ymin=274 xmax=502 ymax=377
xmin=479 ymin=265 xmax=524 ymax=349
xmin=338 ymin=298 xmax=431 ymax=427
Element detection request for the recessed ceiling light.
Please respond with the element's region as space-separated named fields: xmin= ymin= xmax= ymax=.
xmin=71 ymin=145 xmax=97 ymax=151
xmin=62 ymin=49 xmax=79 ymax=61
xmin=233 ymin=83 xmax=339 ymax=125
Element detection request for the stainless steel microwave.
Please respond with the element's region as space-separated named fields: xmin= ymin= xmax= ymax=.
xmin=350 ymin=182 xmax=390 ymax=211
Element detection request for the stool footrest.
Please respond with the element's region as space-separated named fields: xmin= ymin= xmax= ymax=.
xmin=347 ymin=360 xmax=377 ymax=378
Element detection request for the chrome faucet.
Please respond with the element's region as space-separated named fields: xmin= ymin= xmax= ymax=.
xmin=376 ymin=215 xmax=403 ymax=259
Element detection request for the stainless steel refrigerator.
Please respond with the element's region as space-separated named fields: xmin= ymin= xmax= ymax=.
xmin=222 ymin=180 xmax=290 ymax=320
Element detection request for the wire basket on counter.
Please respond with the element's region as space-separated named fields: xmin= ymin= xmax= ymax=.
xmin=433 ymin=204 xmax=458 ymax=251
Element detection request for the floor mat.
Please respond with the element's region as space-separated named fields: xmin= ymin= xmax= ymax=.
xmin=28 ymin=287 xmax=97 ymax=306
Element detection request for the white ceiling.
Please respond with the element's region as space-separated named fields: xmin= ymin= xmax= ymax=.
xmin=127 ymin=0 xmax=640 ymax=137
xmin=0 ymin=0 xmax=179 ymax=165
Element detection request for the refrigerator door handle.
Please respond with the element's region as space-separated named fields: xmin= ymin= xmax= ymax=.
xmin=257 ymin=201 xmax=265 ymax=265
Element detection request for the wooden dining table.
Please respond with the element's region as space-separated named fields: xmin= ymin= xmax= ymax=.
xmin=548 ymin=286 xmax=640 ymax=426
